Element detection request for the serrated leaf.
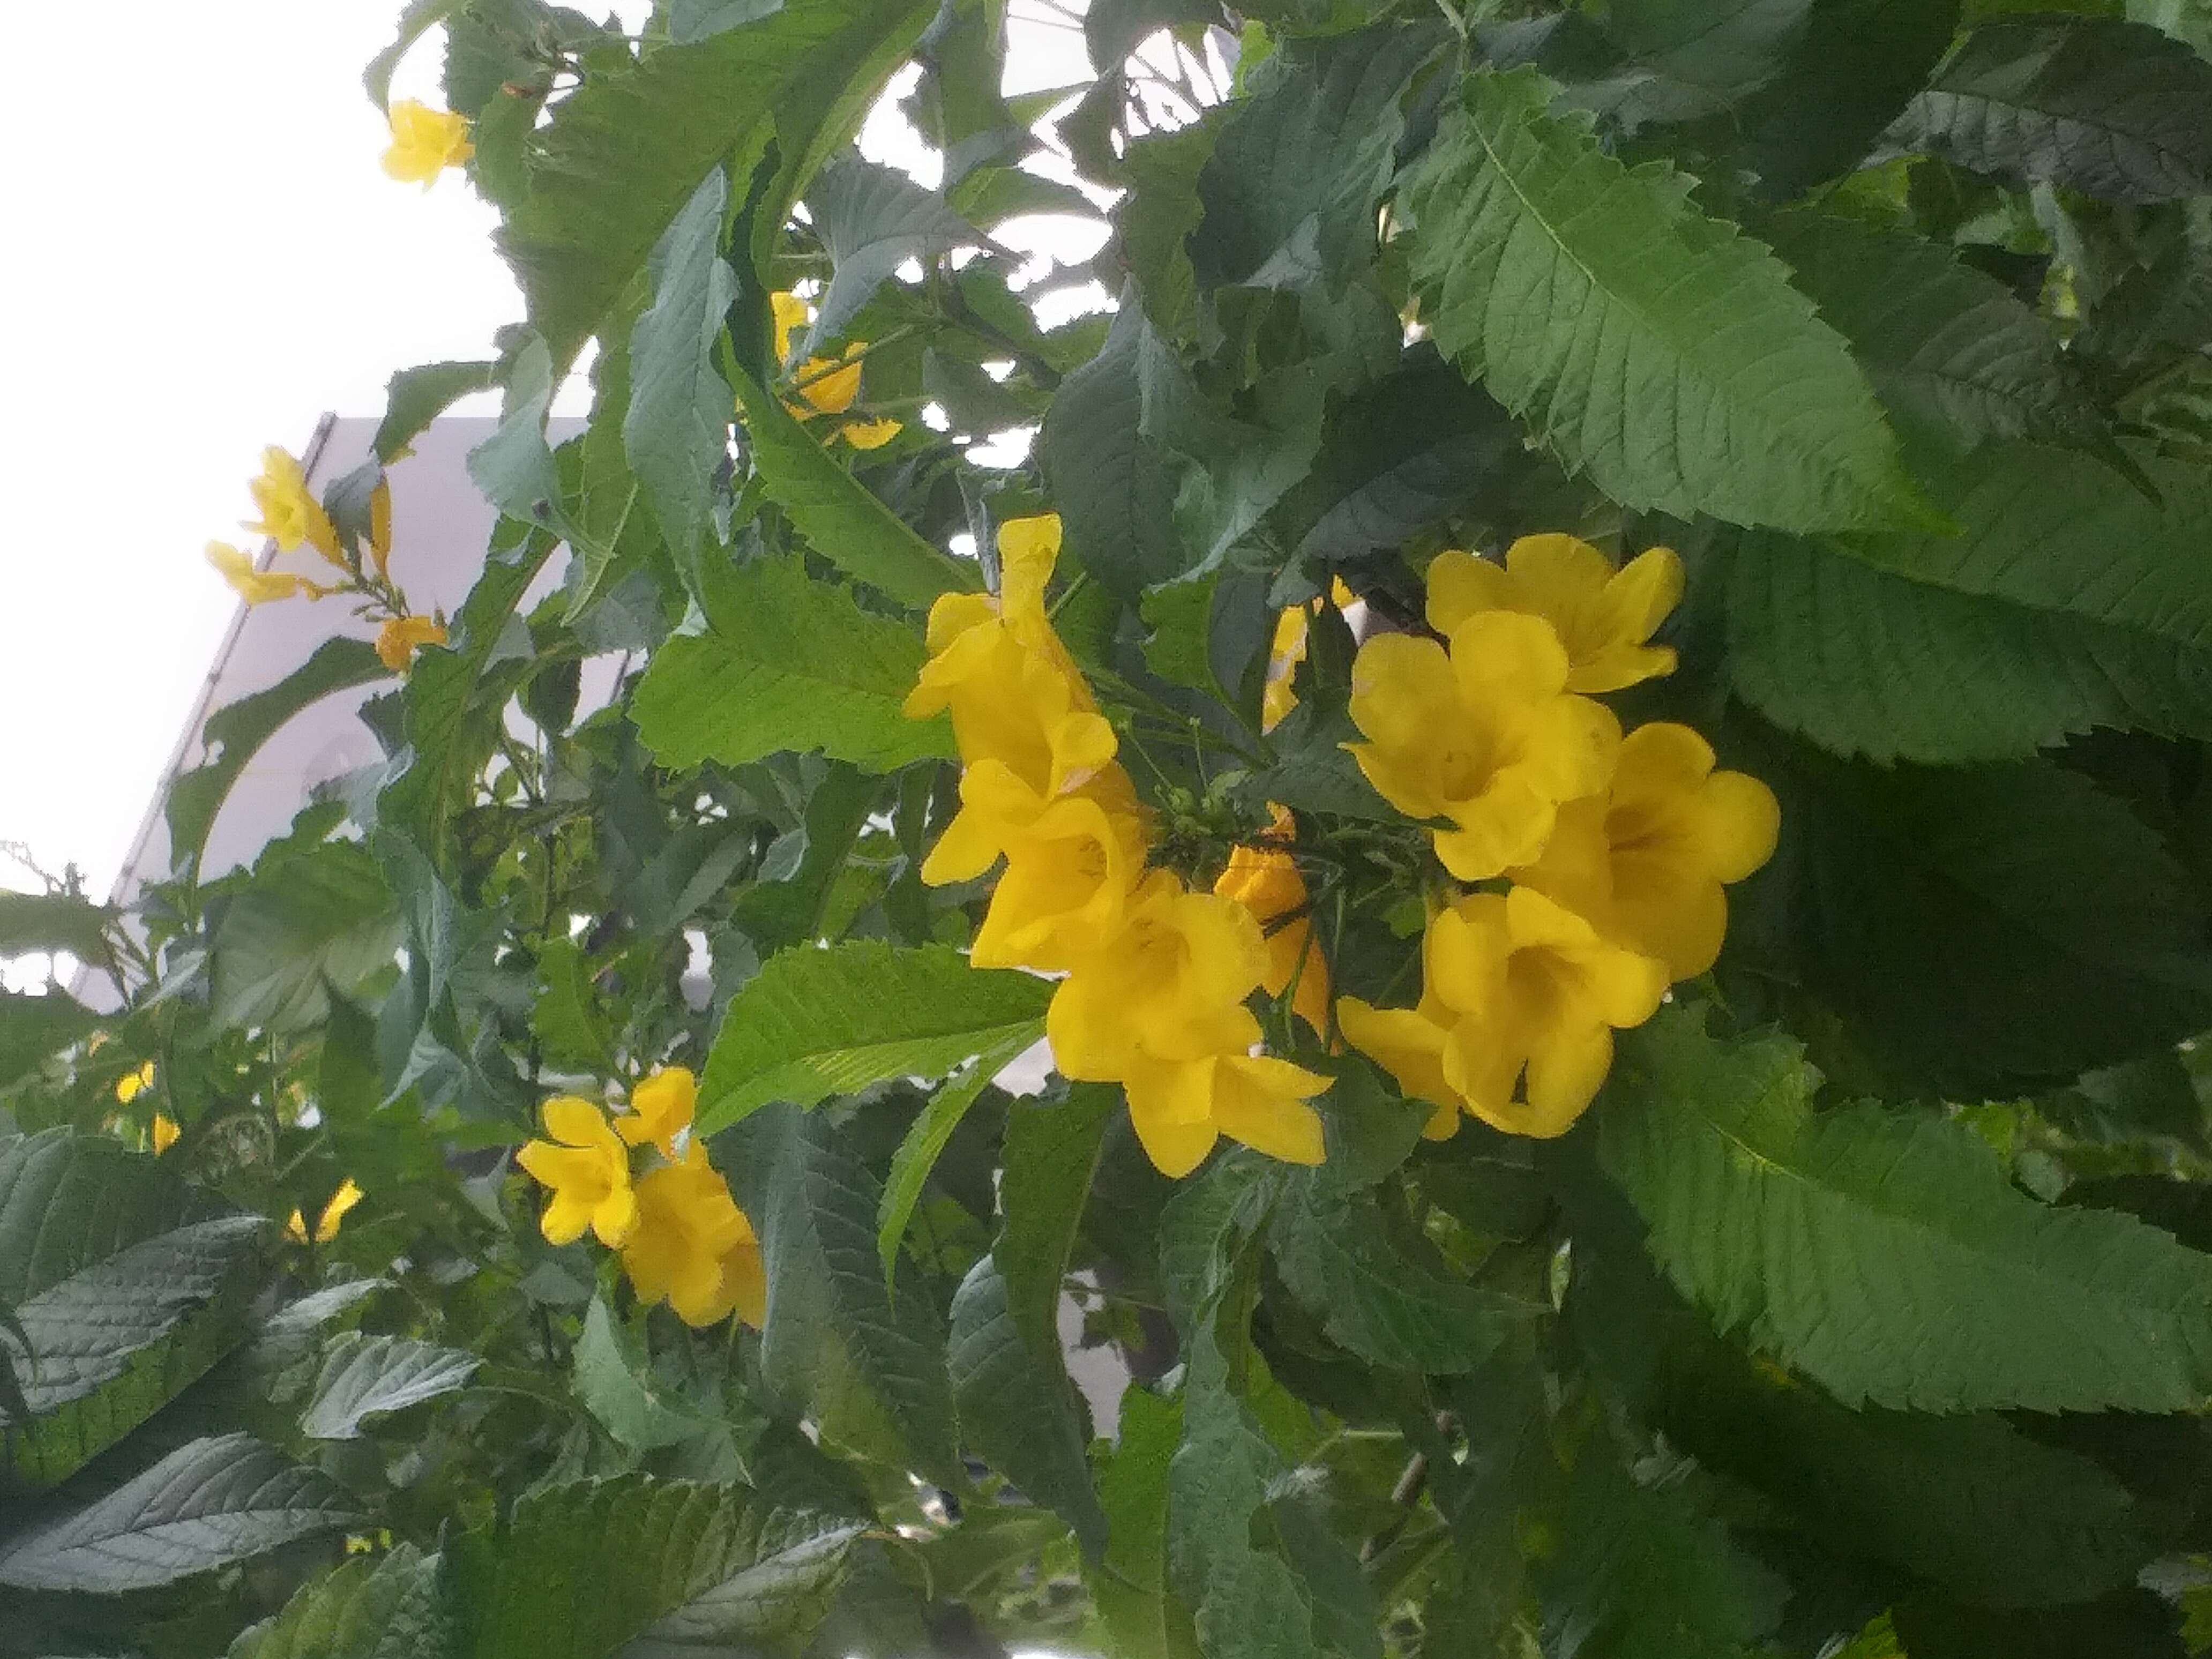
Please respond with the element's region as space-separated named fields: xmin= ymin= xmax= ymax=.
xmin=998 ymin=1086 xmax=1113 ymax=1359
xmin=878 ymin=1041 xmax=1034 ymax=1283
xmin=625 ymin=166 xmax=737 ymax=559
xmin=1089 ymin=1387 xmax=1201 ymax=1659
xmin=1486 ymin=0 xmax=1813 ymax=132
xmin=730 ymin=361 xmax=977 ymax=609
xmin=301 ymin=1332 xmax=479 ymax=1440
xmin=805 ymin=157 xmax=976 ymax=348
xmin=228 ymin=1543 xmax=455 ymax=1659
xmin=574 ymin=1296 xmax=714 ymax=1453
xmin=721 ymin=1108 xmax=959 ymax=1481
xmin=375 ymin=360 xmax=499 ymax=465
xmin=1601 ymin=1005 xmax=2212 ymax=1411
xmin=631 ymin=558 xmax=952 ymax=774
xmin=0 ymin=1433 xmax=358 ymax=1592
xmin=1042 ymin=298 xmax=1192 ymax=597
xmin=699 ymin=941 xmax=1053 ymax=1131
xmin=947 ymin=1256 xmax=1109 ymax=1556
xmin=0 ymin=989 xmax=99 ymax=1092
xmin=1881 ymin=17 xmax=2212 ymax=201
xmin=0 ymin=891 xmax=115 ymax=966
xmin=210 ymin=841 xmax=403 ymax=1035
xmin=1400 ymin=66 xmax=1927 ymax=533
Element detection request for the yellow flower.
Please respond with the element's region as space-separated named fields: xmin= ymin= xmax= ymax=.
xmin=369 ymin=479 xmax=393 ymax=581
xmin=965 ymin=778 xmax=1153 ymax=972
xmin=1119 ymin=1050 xmax=1331 ymax=1178
xmin=771 ymin=291 xmax=892 ymax=434
xmin=1047 ymin=872 xmax=1269 ymax=1080
xmin=380 ymin=99 xmax=473 ymax=186
xmin=115 ymin=1059 xmax=155 ymax=1104
xmin=150 ymin=1113 xmax=180 ymax=1155
xmin=1347 ymin=612 xmax=1619 ymax=881
xmin=285 ymin=1178 xmax=366 ymax=1245
xmin=376 ymin=615 xmax=446 ymax=671
xmin=244 ymin=447 xmax=342 ymax=565
xmin=1343 ymin=887 xmax=1667 ymax=1139
xmin=1214 ymin=808 xmax=1331 ymax=1041
xmin=517 ymin=1097 xmax=638 ymax=1247
xmin=1263 ymin=605 xmax=1309 ymax=732
xmin=1333 ymin=993 xmax=1462 ymax=1141
xmin=206 ymin=541 xmax=310 ymax=606
xmin=1509 ymin=722 xmax=1781 ymax=981
xmin=1425 ymin=537 xmax=1685 ymax=694
xmin=838 ymin=416 xmax=903 ymax=450
xmin=621 ymin=1144 xmax=764 ymax=1328
xmin=614 ymin=1066 xmax=696 ymax=1157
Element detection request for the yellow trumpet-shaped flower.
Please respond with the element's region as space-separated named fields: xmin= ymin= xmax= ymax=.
xmin=1263 ymin=605 xmax=1309 ymax=732
xmin=614 ymin=1066 xmax=697 ymax=1157
xmin=1347 ymin=612 xmax=1619 ymax=881
xmin=1333 ymin=992 xmax=1463 ymax=1141
xmin=517 ymin=1097 xmax=638 ymax=1247
xmin=1119 ymin=1050 xmax=1331 ymax=1178
xmin=207 ymin=542 xmax=311 ymax=606
xmin=380 ymin=99 xmax=473 ymax=186
xmin=244 ymin=447 xmax=342 ymax=565
xmin=963 ymin=779 xmax=1152 ymax=973
xmin=115 ymin=1059 xmax=155 ymax=1104
xmin=838 ymin=416 xmax=903 ymax=450
xmin=771 ymin=291 xmax=900 ymax=445
xmin=1048 ymin=872 xmax=1270 ymax=1079
xmin=1214 ymin=808 xmax=1331 ymax=1041
xmin=285 ymin=1178 xmax=365 ymax=1245
xmin=1509 ymin=722 xmax=1781 ymax=982
xmin=1343 ymin=887 xmax=1667 ymax=1140
xmin=369 ymin=479 xmax=394 ymax=581
xmin=150 ymin=1112 xmax=181 ymax=1155
xmin=1426 ymin=537 xmax=1685 ymax=694
xmin=621 ymin=1145 xmax=764 ymax=1328
xmin=376 ymin=615 xmax=447 ymax=671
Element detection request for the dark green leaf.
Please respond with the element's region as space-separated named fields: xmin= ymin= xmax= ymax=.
xmin=300 ymin=1332 xmax=480 ymax=1440
xmin=1042 ymin=298 xmax=1192 ymax=596
xmin=0 ymin=989 xmax=99 ymax=1093
xmin=805 ymin=157 xmax=976 ymax=348
xmin=375 ymin=360 xmax=500 ymax=465
xmin=228 ymin=1543 xmax=454 ymax=1659
xmin=625 ymin=166 xmax=737 ymax=559
xmin=210 ymin=841 xmax=402 ymax=1034
xmin=574 ymin=1296 xmax=714 ymax=1453
xmin=997 ymin=1086 xmax=1113 ymax=1359
xmin=0 ymin=892 xmax=115 ymax=966
xmin=468 ymin=332 xmax=568 ymax=532
xmin=878 ymin=1045 xmax=1032 ymax=1282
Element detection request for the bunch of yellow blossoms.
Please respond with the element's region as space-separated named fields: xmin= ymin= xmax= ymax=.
xmin=516 ymin=1067 xmax=767 ymax=1328
xmin=1336 ymin=535 xmax=1780 ymax=1139
xmin=905 ymin=517 xmax=1332 ymax=1179
xmin=208 ymin=448 xmax=447 ymax=672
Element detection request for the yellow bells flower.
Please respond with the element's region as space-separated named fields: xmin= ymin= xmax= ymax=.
xmin=369 ymin=479 xmax=393 ymax=581
xmin=771 ymin=291 xmax=810 ymax=363
xmin=380 ymin=99 xmax=473 ymax=186
xmin=115 ymin=1059 xmax=155 ymax=1104
xmin=1509 ymin=722 xmax=1781 ymax=981
xmin=207 ymin=541 xmax=310 ymax=606
xmin=967 ymin=781 xmax=1152 ymax=973
xmin=285 ymin=1178 xmax=365 ymax=1244
xmin=838 ymin=415 xmax=902 ymax=450
xmin=1214 ymin=809 xmax=1331 ymax=1041
xmin=1426 ymin=536 xmax=1685 ymax=694
xmin=1335 ymin=992 xmax=1462 ymax=1141
xmin=621 ymin=1144 xmax=763 ymax=1328
xmin=615 ymin=1066 xmax=697 ymax=1157
xmin=1048 ymin=872 xmax=1269 ymax=1079
xmin=244 ymin=447 xmax=342 ymax=565
xmin=1347 ymin=612 xmax=1620 ymax=881
xmin=376 ymin=615 xmax=447 ymax=671
xmin=1263 ymin=604 xmax=1309 ymax=732
xmin=1426 ymin=887 xmax=1668 ymax=1138
xmin=907 ymin=607 xmax=1112 ymax=806
xmin=150 ymin=1112 xmax=181 ymax=1155
xmin=517 ymin=1097 xmax=639 ymax=1247
xmin=1120 ymin=1050 xmax=1330 ymax=1178
xmin=771 ymin=292 xmax=886 ymax=428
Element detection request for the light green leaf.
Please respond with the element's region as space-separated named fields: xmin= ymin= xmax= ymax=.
xmin=0 ymin=1433 xmax=358 ymax=1593
xmin=468 ymin=332 xmax=568 ymax=533
xmin=670 ymin=0 xmax=786 ymax=43
xmin=699 ymin=941 xmax=1053 ymax=1131
xmin=878 ymin=1040 xmax=1034 ymax=1284
xmin=624 ymin=166 xmax=737 ymax=559
xmin=1601 ymin=1005 xmax=2212 ymax=1411
xmin=1400 ymin=66 xmax=1927 ymax=532
xmin=631 ymin=558 xmax=951 ymax=773
xmin=210 ymin=841 xmax=402 ymax=1034
xmin=574 ymin=1296 xmax=713 ymax=1453
xmin=300 ymin=1332 xmax=479 ymax=1440
xmin=375 ymin=359 xmax=499 ymax=465
xmin=1089 ymin=1388 xmax=1201 ymax=1659
xmin=227 ymin=1543 xmax=455 ymax=1659
xmin=805 ymin=157 xmax=976 ymax=348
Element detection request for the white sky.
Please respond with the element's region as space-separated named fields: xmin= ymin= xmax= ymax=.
xmin=0 ymin=2 xmax=1106 ymax=913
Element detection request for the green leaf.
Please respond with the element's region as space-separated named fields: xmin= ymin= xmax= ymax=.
xmin=0 ymin=989 xmax=99 ymax=1092
xmin=498 ymin=2 xmax=937 ymax=367
xmin=947 ymin=1256 xmax=1110 ymax=1555
xmin=530 ymin=935 xmax=618 ymax=1074
xmin=997 ymin=1086 xmax=1114 ymax=1359
xmin=166 ymin=637 xmax=390 ymax=875
xmin=721 ymin=1108 xmax=960 ymax=1481
xmin=1042 ymin=298 xmax=1192 ymax=597
xmin=0 ymin=1432 xmax=358 ymax=1593
xmin=1600 ymin=1005 xmax=2212 ymax=1411
xmin=1737 ymin=743 xmax=2212 ymax=1085
xmin=1117 ymin=125 xmax=1213 ymax=341
xmin=375 ymin=359 xmax=499 ymax=465
xmin=1486 ymin=0 xmax=1813 ymax=132
xmin=228 ymin=1543 xmax=455 ymax=1659
xmin=878 ymin=1041 xmax=1034 ymax=1283
xmin=1400 ymin=66 xmax=1928 ymax=533
xmin=730 ymin=361 xmax=978 ymax=609
xmin=625 ymin=166 xmax=737 ymax=559
xmin=0 ymin=891 xmax=114 ymax=966
xmin=805 ymin=157 xmax=976 ymax=347
xmin=631 ymin=558 xmax=952 ymax=774
xmin=1089 ymin=1387 xmax=1201 ymax=1659
xmin=210 ymin=841 xmax=403 ymax=1034
xmin=300 ymin=1332 xmax=480 ymax=1440
xmin=0 ymin=1129 xmax=267 ymax=1488
xmin=699 ymin=941 xmax=1054 ymax=1131
xmin=574 ymin=1296 xmax=714 ymax=1453
xmin=468 ymin=332 xmax=569 ymax=533
xmin=364 ymin=0 xmax=462 ymax=108
xmin=1881 ymin=18 xmax=2212 ymax=201
xmin=670 ymin=0 xmax=787 ymax=43
xmin=1266 ymin=1164 xmax=1544 ymax=1374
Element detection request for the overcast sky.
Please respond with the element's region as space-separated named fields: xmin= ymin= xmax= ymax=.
xmin=0 ymin=3 xmax=1098 ymax=922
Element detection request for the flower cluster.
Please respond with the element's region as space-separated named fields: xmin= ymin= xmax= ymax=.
xmin=517 ymin=1067 xmax=766 ymax=1328
xmin=209 ymin=448 xmax=446 ymax=672
xmin=1337 ymin=535 xmax=1780 ymax=1139
xmin=771 ymin=292 xmax=902 ymax=451
xmin=906 ymin=517 xmax=1331 ymax=1179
